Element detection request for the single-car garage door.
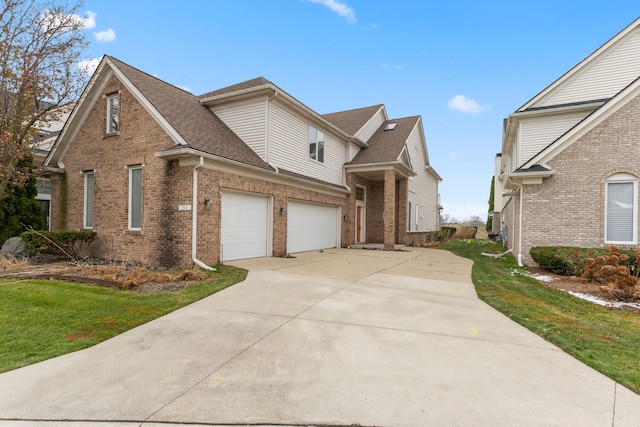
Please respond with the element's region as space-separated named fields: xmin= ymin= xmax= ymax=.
xmin=221 ymin=191 xmax=269 ymax=261
xmin=287 ymin=201 xmax=338 ymax=254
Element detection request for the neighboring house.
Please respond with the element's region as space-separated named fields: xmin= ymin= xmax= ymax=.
xmin=29 ymin=103 xmax=74 ymax=230
xmin=43 ymin=56 xmax=442 ymax=267
xmin=495 ymin=17 xmax=640 ymax=265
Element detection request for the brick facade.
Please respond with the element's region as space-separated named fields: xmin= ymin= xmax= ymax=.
xmin=511 ymin=94 xmax=640 ymax=265
xmin=49 ymin=69 xmax=423 ymax=268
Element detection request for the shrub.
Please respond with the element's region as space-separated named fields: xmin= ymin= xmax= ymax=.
xmin=530 ymin=246 xmax=637 ymax=277
xmin=21 ymin=230 xmax=97 ymax=260
xmin=454 ymin=225 xmax=477 ymax=240
xmin=582 ymin=247 xmax=640 ymax=301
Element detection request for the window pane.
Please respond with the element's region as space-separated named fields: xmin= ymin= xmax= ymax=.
xmin=84 ymin=173 xmax=94 ymax=228
xmin=130 ymin=167 xmax=142 ymax=229
xmin=607 ymin=182 xmax=634 ymax=242
xmin=309 ymin=126 xmax=317 ymax=159
xmin=108 ymin=95 xmax=119 ymax=133
xmin=318 ymin=139 xmax=324 ymax=163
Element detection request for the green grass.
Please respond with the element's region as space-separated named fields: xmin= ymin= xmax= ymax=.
xmin=0 ymin=265 xmax=247 ymax=373
xmin=440 ymin=240 xmax=640 ymax=394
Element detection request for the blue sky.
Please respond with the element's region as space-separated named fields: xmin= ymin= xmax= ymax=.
xmin=75 ymin=0 xmax=639 ymax=221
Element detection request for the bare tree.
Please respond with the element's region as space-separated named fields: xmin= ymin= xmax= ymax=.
xmin=465 ymin=215 xmax=486 ymax=228
xmin=0 ymin=0 xmax=88 ymax=200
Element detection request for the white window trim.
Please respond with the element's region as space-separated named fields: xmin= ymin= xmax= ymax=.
xmin=106 ymin=93 xmax=119 ymax=134
xmin=128 ymin=166 xmax=142 ymax=230
xmin=605 ymin=176 xmax=637 ymax=245
xmin=83 ymin=171 xmax=94 ymax=229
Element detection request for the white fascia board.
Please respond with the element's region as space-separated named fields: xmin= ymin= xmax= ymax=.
xmin=201 ymin=81 xmax=367 ymax=148
xmin=425 ymin=165 xmax=443 ymax=182
xmin=522 ymin=76 xmax=640 ymax=169
xmin=44 ymin=61 xmax=111 ymax=168
xmin=517 ymin=17 xmax=640 ymax=112
xmin=345 ymin=161 xmax=416 ymax=178
xmin=107 ymin=58 xmax=188 ymax=147
xmin=155 ymin=147 xmax=349 ymax=196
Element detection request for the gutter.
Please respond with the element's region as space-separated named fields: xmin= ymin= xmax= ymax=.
xmin=192 ymin=156 xmax=216 ymax=271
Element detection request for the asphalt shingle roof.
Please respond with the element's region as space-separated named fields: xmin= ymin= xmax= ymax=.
xmin=322 ymin=104 xmax=384 ymax=136
xmin=347 ymin=116 xmax=420 ymax=165
xmin=109 ymin=57 xmax=273 ymax=171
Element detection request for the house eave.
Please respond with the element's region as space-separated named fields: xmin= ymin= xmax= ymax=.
xmin=200 ymin=82 xmax=368 ymax=149
xmin=345 ymin=161 xmax=416 ymax=179
xmin=155 ymin=147 xmax=350 ymax=196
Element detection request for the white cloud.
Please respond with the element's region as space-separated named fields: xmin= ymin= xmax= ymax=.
xmin=81 ymin=11 xmax=97 ymax=29
xmin=449 ymin=151 xmax=463 ymax=160
xmin=40 ymin=10 xmax=96 ymax=33
xmin=382 ymin=63 xmax=403 ymax=70
xmin=76 ymin=57 xmax=101 ymax=75
xmin=94 ymin=28 xmax=116 ymax=42
xmin=448 ymin=94 xmax=491 ymax=114
xmin=309 ymin=0 xmax=356 ymax=24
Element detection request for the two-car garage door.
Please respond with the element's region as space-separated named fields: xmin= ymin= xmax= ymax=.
xmin=287 ymin=201 xmax=338 ymax=254
xmin=221 ymin=192 xmax=339 ymax=261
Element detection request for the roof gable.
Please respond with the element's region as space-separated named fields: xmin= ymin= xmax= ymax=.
xmin=46 ymin=56 xmax=272 ymax=171
xmin=322 ymin=104 xmax=385 ymax=136
xmin=519 ymin=17 xmax=640 ymax=111
xmin=523 ymin=74 xmax=640 ymax=169
xmin=347 ymin=116 xmax=420 ymax=166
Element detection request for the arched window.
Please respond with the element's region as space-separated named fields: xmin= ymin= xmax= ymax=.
xmin=605 ymin=173 xmax=637 ymax=244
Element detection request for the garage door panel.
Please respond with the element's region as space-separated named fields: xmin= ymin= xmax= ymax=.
xmin=287 ymin=201 xmax=338 ymax=253
xmin=221 ymin=192 xmax=269 ymax=261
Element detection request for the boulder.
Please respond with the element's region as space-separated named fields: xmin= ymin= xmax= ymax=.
xmin=1 ymin=236 xmax=27 ymax=257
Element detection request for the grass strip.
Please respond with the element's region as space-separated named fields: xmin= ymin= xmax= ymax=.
xmin=0 ymin=265 xmax=246 ymax=373
xmin=440 ymin=240 xmax=640 ymax=394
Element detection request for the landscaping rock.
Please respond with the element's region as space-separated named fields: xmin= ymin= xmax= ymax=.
xmin=1 ymin=236 xmax=28 ymax=257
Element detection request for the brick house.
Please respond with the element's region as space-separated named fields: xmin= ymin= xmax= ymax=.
xmin=43 ymin=56 xmax=442 ymax=267
xmin=494 ymin=17 xmax=640 ymax=265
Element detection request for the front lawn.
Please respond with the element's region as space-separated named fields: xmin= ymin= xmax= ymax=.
xmin=0 ymin=265 xmax=246 ymax=373
xmin=440 ymin=240 xmax=640 ymax=394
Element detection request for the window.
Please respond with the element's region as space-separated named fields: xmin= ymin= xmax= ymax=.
xmin=309 ymin=125 xmax=325 ymax=163
xmin=605 ymin=175 xmax=637 ymax=244
xmin=356 ymin=186 xmax=365 ymax=202
xmin=107 ymin=94 xmax=119 ymax=133
xmin=84 ymin=171 xmax=94 ymax=229
xmin=129 ymin=166 xmax=142 ymax=230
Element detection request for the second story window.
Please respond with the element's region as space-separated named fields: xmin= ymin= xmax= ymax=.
xmin=106 ymin=94 xmax=119 ymax=134
xmin=309 ymin=125 xmax=324 ymax=163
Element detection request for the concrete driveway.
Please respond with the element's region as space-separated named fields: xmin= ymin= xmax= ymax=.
xmin=0 ymin=247 xmax=638 ymax=426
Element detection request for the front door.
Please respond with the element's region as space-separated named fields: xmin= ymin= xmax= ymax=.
xmin=356 ymin=205 xmax=365 ymax=243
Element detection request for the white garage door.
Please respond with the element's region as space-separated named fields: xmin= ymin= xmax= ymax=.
xmin=221 ymin=191 xmax=269 ymax=261
xmin=287 ymin=201 xmax=338 ymax=254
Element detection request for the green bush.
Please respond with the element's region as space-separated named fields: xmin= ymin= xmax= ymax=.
xmin=530 ymin=246 xmax=637 ymax=276
xmin=21 ymin=230 xmax=97 ymax=260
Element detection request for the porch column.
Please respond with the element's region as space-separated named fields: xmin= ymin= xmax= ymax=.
xmin=383 ymin=168 xmax=396 ymax=250
xmin=396 ymin=177 xmax=408 ymax=245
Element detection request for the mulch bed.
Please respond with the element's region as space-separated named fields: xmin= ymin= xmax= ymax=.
xmin=527 ymin=266 xmax=640 ymax=314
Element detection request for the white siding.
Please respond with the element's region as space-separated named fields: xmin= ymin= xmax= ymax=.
xmin=348 ymin=144 xmax=361 ymax=162
xmin=269 ymin=101 xmax=346 ymax=186
xmin=518 ymin=111 xmax=589 ymax=166
xmin=532 ymin=29 xmax=640 ymax=108
xmin=406 ymin=126 xmax=438 ymax=232
xmin=355 ymin=108 xmax=386 ymax=143
xmin=211 ymin=97 xmax=268 ymax=161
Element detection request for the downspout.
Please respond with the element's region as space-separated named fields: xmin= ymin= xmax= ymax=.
xmin=192 ymin=156 xmax=216 ymax=271
xmin=517 ymin=183 xmax=524 ymax=267
xmin=508 ymin=178 xmax=524 ymax=267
